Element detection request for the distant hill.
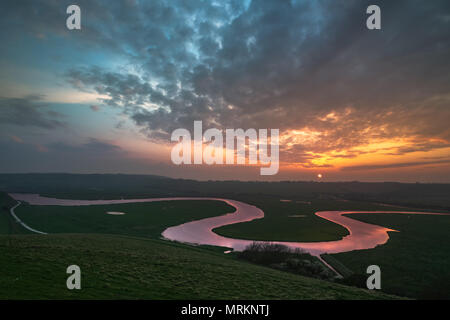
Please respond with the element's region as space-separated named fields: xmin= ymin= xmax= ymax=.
xmin=0 ymin=173 xmax=449 ymax=210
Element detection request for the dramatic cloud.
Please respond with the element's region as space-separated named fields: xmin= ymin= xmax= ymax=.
xmin=0 ymin=96 xmax=65 ymax=129
xmin=1 ymin=0 xmax=450 ymax=179
xmin=60 ymin=1 xmax=450 ymax=150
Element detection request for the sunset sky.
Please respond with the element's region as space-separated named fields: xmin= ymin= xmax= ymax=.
xmin=1 ymin=0 xmax=450 ymax=182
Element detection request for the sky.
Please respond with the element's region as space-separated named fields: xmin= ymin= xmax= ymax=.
xmin=1 ymin=0 xmax=450 ymax=182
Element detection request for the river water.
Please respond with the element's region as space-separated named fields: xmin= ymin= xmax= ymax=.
xmin=9 ymin=193 xmax=448 ymax=257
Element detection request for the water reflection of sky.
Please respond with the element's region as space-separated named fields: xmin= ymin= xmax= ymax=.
xmin=11 ymin=193 xmax=449 ymax=256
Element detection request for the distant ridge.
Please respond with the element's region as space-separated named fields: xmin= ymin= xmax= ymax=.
xmin=0 ymin=173 xmax=449 ymax=211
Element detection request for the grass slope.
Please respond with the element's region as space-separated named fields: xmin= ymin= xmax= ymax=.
xmin=0 ymin=234 xmax=398 ymax=300
xmin=328 ymin=213 xmax=450 ymax=299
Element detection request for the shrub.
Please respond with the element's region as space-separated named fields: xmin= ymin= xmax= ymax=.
xmin=239 ymin=242 xmax=308 ymax=265
xmin=239 ymin=242 xmax=335 ymax=280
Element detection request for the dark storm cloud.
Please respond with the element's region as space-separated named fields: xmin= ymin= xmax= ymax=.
xmin=0 ymin=96 xmax=65 ymax=129
xmin=3 ymin=0 xmax=450 ymax=162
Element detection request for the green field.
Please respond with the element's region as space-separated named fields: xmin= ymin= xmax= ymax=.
xmin=0 ymin=193 xmax=30 ymax=235
xmin=0 ymin=208 xmax=10 ymax=234
xmin=12 ymin=200 xmax=234 ymax=239
xmin=214 ymin=197 xmax=417 ymax=242
xmin=12 ymin=195 xmax=425 ymax=244
xmin=0 ymin=234 xmax=397 ymax=299
xmin=327 ymin=213 xmax=450 ymax=299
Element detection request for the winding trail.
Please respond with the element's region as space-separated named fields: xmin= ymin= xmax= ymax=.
xmin=9 ymin=193 xmax=449 ymax=258
xmin=9 ymin=201 xmax=47 ymax=235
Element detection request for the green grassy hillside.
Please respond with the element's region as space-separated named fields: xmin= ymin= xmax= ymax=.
xmin=0 ymin=234 xmax=398 ymax=300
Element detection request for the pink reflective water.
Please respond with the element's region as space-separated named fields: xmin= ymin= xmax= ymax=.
xmin=9 ymin=193 xmax=449 ymax=256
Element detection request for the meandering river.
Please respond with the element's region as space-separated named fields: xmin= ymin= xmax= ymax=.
xmin=9 ymin=193 xmax=449 ymax=257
